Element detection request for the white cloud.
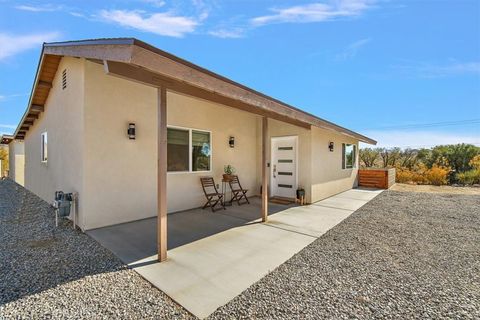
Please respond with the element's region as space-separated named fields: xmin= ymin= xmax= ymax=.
xmin=69 ymin=11 xmax=85 ymax=18
xmin=392 ymin=61 xmax=480 ymax=78
xmin=0 ymin=124 xmax=17 ymax=129
xmin=15 ymin=4 xmax=62 ymax=12
xmin=99 ymin=9 xmax=199 ymax=37
xmin=0 ymin=93 xmax=28 ymax=101
xmin=336 ymin=37 xmax=371 ymax=60
xmin=361 ymin=130 xmax=480 ymax=149
xmin=251 ymin=0 xmax=375 ymax=26
xmin=140 ymin=0 xmax=166 ymax=7
xmin=0 ymin=32 xmax=60 ymax=61
xmin=208 ymin=28 xmax=244 ymax=39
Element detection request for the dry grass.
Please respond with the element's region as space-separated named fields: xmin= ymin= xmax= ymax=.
xmin=391 ymin=183 xmax=480 ymax=195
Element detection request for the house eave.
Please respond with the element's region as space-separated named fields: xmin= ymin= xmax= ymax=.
xmin=1 ymin=134 xmax=14 ymax=145
xmin=13 ymin=38 xmax=377 ymax=145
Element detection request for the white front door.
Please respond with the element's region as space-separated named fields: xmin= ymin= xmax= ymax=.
xmin=271 ymin=136 xmax=298 ymax=199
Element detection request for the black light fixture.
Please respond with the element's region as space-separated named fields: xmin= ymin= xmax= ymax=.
xmin=328 ymin=141 xmax=334 ymax=152
xmin=229 ymin=136 xmax=235 ymax=148
xmin=127 ymin=123 xmax=136 ymax=140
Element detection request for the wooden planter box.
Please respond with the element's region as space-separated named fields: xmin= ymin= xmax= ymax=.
xmin=358 ymin=168 xmax=396 ymax=189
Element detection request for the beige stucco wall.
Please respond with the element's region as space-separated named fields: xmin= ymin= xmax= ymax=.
xmin=8 ymin=141 xmax=25 ymax=185
xmin=167 ymin=92 xmax=259 ymax=214
xmin=22 ymin=57 xmax=361 ymax=231
xmin=310 ymin=126 xmax=359 ymax=202
xmin=24 ymin=57 xmax=85 ymax=224
xmin=82 ymin=60 xmax=260 ymax=229
xmin=83 ymin=60 xmax=157 ymax=230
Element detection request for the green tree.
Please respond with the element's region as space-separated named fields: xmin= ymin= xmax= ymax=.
xmin=359 ymin=148 xmax=379 ymax=167
xmin=428 ymin=144 xmax=480 ymax=173
xmin=399 ymin=148 xmax=420 ymax=169
xmin=0 ymin=146 xmax=8 ymax=176
xmin=378 ymin=147 xmax=402 ymax=168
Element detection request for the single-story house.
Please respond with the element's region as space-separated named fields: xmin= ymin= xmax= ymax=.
xmin=11 ymin=38 xmax=376 ymax=261
xmin=1 ymin=134 xmax=25 ymax=184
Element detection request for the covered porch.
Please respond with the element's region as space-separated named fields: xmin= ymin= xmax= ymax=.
xmin=88 ymin=188 xmax=383 ymax=318
xmin=38 ymin=39 xmax=376 ymax=259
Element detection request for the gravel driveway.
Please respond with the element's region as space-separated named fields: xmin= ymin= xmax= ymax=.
xmin=0 ymin=179 xmax=193 ymax=319
xmin=210 ymin=189 xmax=480 ymax=319
xmin=1 ymin=179 xmax=479 ymax=319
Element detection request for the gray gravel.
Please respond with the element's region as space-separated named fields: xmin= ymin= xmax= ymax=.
xmin=0 ymin=179 xmax=193 ymax=319
xmin=2 ymin=179 xmax=479 ymax=319
xmin=210 ymin=190 xmax=480 ymax=319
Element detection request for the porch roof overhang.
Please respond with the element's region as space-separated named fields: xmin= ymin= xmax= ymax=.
xmin=14 ymin=38 xmax=376 ymax=145
xmin=1 ymin=134 xmax=14 ymax=145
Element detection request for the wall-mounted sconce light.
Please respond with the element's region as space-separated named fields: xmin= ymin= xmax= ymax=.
xmin=229 ymin=136 xmax=235 ymax=148
xmin=328 ymin=141 xmax=334 ymax=152
xmin=127 ymin=123 xmax=136 ymax=140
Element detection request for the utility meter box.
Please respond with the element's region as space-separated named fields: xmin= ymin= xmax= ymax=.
xmin=54 ymin=191 xmax=72 ymax=217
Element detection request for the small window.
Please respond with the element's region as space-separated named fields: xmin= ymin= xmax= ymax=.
xmin=342 ymin=143 xmax=356 ymax=169
xmin=167 ymin=128 xmax=189 ymax=172
xmin=41 ymin=132 xmax=48 ymax=162
xmin=192 ymin=130 xmax=211 ymax=171
xmin=167 ymin=127 xmax=211 ymax=173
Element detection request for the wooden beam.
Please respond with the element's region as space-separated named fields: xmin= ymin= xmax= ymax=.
xmin=37 ymin=80 xmax=53 ymax=89
xmin=157 ymin=86 xmax=168 ymax=262
xmin=31 ymin=105 xmax=44 ymax=112
xmin=104 ymin=61 xmax=311 ymax=130
xmin=20 ymin=126 xmax=29 ymax=131
xmin=26 ymin=114 xmax=39 ymax=119
xmin=262 ymin=117 xmax=268 ymax=222
xmin=23 ymin=120 xmax=34 ymax=126
xmin=130 ymin=45 xmax=376 ymax=144
xmin=43 ymin=41 xmax=375 ymax=144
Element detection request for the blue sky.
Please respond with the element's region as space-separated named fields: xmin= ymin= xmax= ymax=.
xmin=0 ymin=0 xmax=479 ymax=148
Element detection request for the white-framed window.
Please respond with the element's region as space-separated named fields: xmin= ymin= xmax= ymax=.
xmin=342 ymin=143 xmax=356 ymax=169
xmin=41 ymin=132 xmax=48 ymax=163
xmin=167 ymin=126 xmax=211 ymax=173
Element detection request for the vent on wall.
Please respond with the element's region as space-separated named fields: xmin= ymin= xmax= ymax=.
xmin=62 ymin=69 xmax=67 ymax=90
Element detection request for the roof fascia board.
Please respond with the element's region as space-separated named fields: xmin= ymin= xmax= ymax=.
xmin=44 ymin=43 xmax=134 ymax=63
xmin=15 ymin=39 xmax=376 ymax=144
xmin=14 ymin=46 xmax=46 ymax=139
xmin=130 ymin=44 xmax=376 ymax=144
xmin=103 ymin=60 xmax=312 ymax=129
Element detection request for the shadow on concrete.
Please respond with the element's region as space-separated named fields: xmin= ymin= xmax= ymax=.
xmin=87 ymin=197 xmax=297 ymax=265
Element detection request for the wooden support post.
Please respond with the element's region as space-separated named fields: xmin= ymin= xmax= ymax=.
xmin=157 ymin=87 xmax=168 ymax=262
xmin=261 ymin=117 xmax=268 ymax=222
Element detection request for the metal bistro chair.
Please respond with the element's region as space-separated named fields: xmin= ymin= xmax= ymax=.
xmin=228 ymin=175 xmax=250 ymax=205
xmin=200 ymin=177 xmax=226 ymax=212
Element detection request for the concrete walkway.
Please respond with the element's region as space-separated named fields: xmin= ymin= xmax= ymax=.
xmin=88 ymin=188 xmax=382 ymax=319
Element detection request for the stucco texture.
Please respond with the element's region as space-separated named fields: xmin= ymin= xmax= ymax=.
xmin=24 ymin=57 xmax=85 ymax=217
xmin=23 ymin=57 xmax=361 ymax=230
xmin=310 ymin=126 xmax=359 ymax=202
xmin=83 ymin=61 xmax=260 ymax=229
xmin=8 ymin=141 xmax=25 ymax=186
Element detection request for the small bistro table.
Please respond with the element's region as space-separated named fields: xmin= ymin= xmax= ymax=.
xmin=221 ymin=179 xmax=233 ymax=206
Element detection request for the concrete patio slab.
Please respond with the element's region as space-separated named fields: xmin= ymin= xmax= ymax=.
xmin=134 ymin=223 xmax=314 ymax=319
xmin=265 ymin=205 xmax=354 ymax=237
xmin=333 ymin=188 xmax=384 ymax=201
xmin=87 ymin=188 xmax=383 ymax=319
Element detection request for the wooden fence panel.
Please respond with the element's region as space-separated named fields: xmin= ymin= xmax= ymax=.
xmin=358 ymin=168 xmax=395 ymax=189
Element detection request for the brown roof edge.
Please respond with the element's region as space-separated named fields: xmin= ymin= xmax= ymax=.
xmin=1 ymin=134 xmax=14 ymax=144
xmin=132 ymin=38 xmax=376 ymax=145
xmin=132 ymin=38 xmax=377 ymax=144
xmin=13 ymin=45 xmax=46 ymax=140
xmin=21 ymin=38 xmax=376 ymax=145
